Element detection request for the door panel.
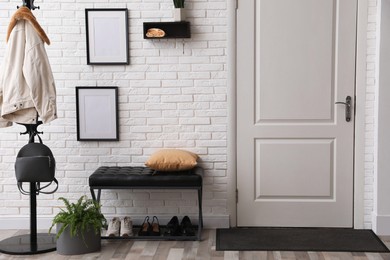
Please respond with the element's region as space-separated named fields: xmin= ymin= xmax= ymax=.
xmin=256 ymin=139 xmax=333 ymax=199
xmin=237 ymin=0 xmax=357 ymax=227
xmin=257 ymin=0 xmax=335 ymax=122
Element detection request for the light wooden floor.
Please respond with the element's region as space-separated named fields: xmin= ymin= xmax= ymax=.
xmin=0 ymin=229 xmax=390 ymax=259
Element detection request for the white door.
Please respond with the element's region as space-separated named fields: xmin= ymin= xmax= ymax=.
xmin=237 ymin=0 xmax=357 ymax=227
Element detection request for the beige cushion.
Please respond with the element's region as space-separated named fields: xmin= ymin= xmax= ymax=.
xmin=145 ymin=149 xmax=199 ymax=171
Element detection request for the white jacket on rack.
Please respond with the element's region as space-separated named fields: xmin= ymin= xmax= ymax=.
xmin=0 ymin=7 xmax=57 ymax=128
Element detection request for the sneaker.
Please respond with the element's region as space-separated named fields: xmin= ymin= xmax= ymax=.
xmin=120 ymin=216 xmax=134 ymax=237
xmin=106 ymin=217 xmax=121 ymax=237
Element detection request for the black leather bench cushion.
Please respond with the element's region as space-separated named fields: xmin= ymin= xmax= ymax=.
xmin=89 ymin=166 xmax=203 ymax=188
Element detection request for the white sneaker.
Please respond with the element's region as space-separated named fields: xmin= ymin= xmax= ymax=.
xmin=120 ymin=216 xmax=134 ymax=237
xmin=106 ymin=217 xmax=121 ymax=237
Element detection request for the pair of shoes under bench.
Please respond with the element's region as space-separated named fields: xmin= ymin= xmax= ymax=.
xmin=106 ymin=217 xmax=133 ymax=237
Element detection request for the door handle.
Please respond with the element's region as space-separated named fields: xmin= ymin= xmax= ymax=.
xmin=335 ymin=96 xmax=352 ymax=122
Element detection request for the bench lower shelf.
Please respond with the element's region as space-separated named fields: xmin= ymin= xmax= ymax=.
xmin=102 ymin=235 xmax=199 ymax=241
xmin=101 ymin=225 xmax=200 ymax=241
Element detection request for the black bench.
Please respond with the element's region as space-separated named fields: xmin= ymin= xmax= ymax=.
xmin=89 ymin=166 xmax=203 ymax=240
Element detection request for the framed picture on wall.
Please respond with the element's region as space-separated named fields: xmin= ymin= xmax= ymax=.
xmin=76 ymin=87 xmax=119 ymax=141
xmin=85 ymin=9 xmax=129 ymax=65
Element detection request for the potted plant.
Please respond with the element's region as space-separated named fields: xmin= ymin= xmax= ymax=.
xmin=173 ymin=0 xmax=185 ymax=21
xmin=49 ymin=196 xmax=106 ymax=255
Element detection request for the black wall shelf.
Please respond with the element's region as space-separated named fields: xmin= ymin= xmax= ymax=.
xmin=143 ymin=22 xmax=190 ymax=39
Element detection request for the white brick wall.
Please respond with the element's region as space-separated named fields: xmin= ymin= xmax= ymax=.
xmin=364 ymin=0 xmax=379 ymax=229
xmin=0 ymin=0 xmax=379 ymax=228
xmin=0 ymin=0 xmax=228 ymax=225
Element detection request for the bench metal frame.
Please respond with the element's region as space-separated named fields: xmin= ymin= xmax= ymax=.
xmin=90 ymin=185 xmax=203 ymax=241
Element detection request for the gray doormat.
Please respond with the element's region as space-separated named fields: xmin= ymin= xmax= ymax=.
xmin=216 ymin=227 xmax=389 ymax=252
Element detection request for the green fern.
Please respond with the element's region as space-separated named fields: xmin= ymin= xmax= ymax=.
xmin=49 ymin=196 xmax=106 ymax=245
xmin=173 ymin=0 xmax=185 ymax=8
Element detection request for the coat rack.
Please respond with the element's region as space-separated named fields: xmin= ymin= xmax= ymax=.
xmin=0 ymin=2 xmax=56 ymax=255
xmin=0 ymin=122 xmax=57 ymax=255
xmin=17 ymin=0 xmax=39 ymax=10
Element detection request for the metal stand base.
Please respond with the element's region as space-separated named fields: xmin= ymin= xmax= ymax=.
xmin=0 ymin=182 xmax=56 ymax=255
xmin=0 ymin=234 xmax=56 ymax=255
xmin=1 ymin=124 xmax=57 ymax=255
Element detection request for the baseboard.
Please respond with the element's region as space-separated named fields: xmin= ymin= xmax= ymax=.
xmin=372 ymin=212 xmax=390 ymax=235
xmin=0 ymin=215 xmax=230 ymax=230
xmin=0 ymin=216 xmax=54 ymax=230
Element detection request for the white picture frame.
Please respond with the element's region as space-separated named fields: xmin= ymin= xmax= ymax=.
xmin=85 ymin=9 xmax=129 ymax=65
xmin=76 ymin=87 xmax=119 ymax=141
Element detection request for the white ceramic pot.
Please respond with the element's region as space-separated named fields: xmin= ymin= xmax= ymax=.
xmin=174 ymin=8 xmax=185 ymax=21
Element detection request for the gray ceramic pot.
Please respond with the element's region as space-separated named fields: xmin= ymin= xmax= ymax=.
xmin=56 ymin=224 xmax=101 ymax=255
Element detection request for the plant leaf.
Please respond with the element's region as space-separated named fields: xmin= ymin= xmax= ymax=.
xmin=49 ymin=196 xmax=106 ymax=244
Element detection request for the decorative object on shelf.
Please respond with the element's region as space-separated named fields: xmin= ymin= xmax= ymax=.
xmin=146 ymin=28 xmax=166 ymax=38
xmin=173 ymin=0 xmax=185 ymax=21
xmin=85 ymin=9 xmax=129 ymax=65
xmin=76 ymin=87 xmax=119 ymax=141
xmin=143 ymin=22 xmax=190 ymax=39
xmin=173 ymin=8 xmax=185 ymax=21
xmin=49 ymin=196 xmax=106 ymax=255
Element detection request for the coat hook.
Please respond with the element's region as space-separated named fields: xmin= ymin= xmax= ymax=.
xmin=17 ymin=0 xmax=39 ymax=10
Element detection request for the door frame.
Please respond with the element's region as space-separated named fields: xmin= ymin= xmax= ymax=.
xmin=227 ymin=0 xmax=368 ymax=228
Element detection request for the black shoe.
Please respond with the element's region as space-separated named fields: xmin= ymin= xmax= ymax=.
xmin=180 ymin=216 xmax=195 ymax=236
xmin=138 ymin=216 xmax=151 ymax=236
xmin=164 ymin=216 xmax=181 ymax=236
xmin=150 ymin=216 xmax=161 ymax=236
